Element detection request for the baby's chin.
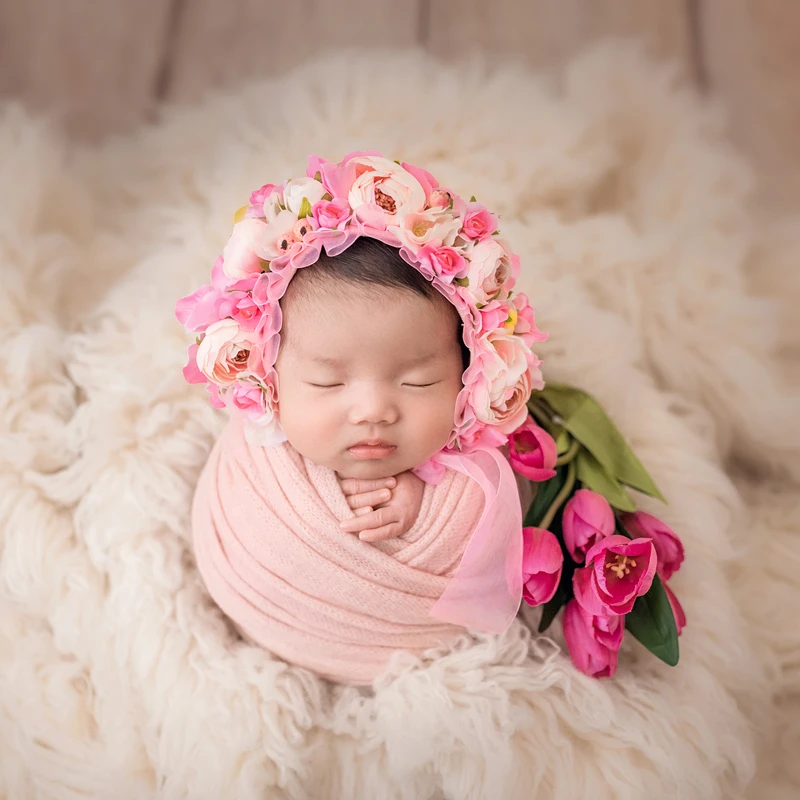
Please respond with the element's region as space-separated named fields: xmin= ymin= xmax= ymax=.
xmin=333 ymin=456 xmax=412 ymax=481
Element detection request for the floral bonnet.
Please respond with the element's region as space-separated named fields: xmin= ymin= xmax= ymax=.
xmin=175 ymin=152 xmax=548 ymax=456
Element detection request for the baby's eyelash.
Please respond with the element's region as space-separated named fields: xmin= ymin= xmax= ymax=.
xmin=307 ymin=381 xmax=440 ymax=389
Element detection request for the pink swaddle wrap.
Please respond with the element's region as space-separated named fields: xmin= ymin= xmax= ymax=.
xmin=192 ymin=414 xmax=523 ymax=685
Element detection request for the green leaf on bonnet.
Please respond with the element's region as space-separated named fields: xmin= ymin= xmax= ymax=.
xmin=470 ymin=195 xmax=477 ymax=203
xmin=539 ymin=382 xmax=666 ymax=502
xmin=575 ymin=450 xmax=636 ymax=512
xmin=626 ymin=573 xmax=680 ymax=667
xmin=297 ymin=197 xmax=312 ymax=219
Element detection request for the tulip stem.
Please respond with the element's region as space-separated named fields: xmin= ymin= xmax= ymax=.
xmin=555 ymin=438 xmax=580 ymax=466
xmin=539 ymin=459 xmax=577 ymax=531
xmin=527 ymin=400 xmax=554 ymax=430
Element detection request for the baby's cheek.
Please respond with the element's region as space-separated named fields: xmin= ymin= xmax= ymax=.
xmin=419 ymin=394 xmax=458 ymax=443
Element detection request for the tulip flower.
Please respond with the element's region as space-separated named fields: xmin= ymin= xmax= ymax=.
xmin=521 ymin=526 xmax=563 ymax=606
xmin=573 ymin=534 xmax=657 ymax=615
xmin=562 ymin=599 xmax=624 ymax=678
xmin=508 ymin=418 xmax=557 ymax=482
xmin=619 ymin=510 xmax=684 ymax=581
xmin=663 ymin=582 xmax=686 ymax=636
xmin=562 ymin=489 xmax=615 ymax=563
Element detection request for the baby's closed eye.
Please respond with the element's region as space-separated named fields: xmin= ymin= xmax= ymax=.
xmin=306 ymin=379 xmax=441 ymax=389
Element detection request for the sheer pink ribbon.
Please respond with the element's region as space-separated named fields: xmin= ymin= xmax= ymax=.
xmin=415 ymin=446 xmax=523 ymax=634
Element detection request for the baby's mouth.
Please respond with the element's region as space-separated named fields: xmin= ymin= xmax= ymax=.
xmin=347 ymin=441 xmax=397 ymax=460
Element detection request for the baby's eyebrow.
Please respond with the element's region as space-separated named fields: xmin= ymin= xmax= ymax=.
xmin=307 ymin=352 xmax=442 ymax=367
xmin=402 ymin=352 xmax=443 ymax=366
xmin=309 ymin=355 xmax=343 ymax=367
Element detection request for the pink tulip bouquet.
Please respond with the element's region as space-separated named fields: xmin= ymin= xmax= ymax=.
xmin=509 ymin=382 xmax=686 ymax=678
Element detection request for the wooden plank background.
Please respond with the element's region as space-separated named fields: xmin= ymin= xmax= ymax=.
xmin=1 ymin=0 xmax=798 ymax=208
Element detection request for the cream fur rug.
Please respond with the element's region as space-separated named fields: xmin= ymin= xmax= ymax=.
xmin=1 ymin=44 xmax=799 ymax=799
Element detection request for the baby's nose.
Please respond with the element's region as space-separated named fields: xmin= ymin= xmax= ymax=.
xmin=348 ymin=385 xmax=399 ymax=426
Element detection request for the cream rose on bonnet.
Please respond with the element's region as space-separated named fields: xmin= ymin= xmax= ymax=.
xmin=196 ymin=318 xmax=261 ymax=386
xmin=465 ymin=333 xmax=540 ymax=433
xmin=464 ymin=239 xmax=512 ymax=306
xmin=283 ymin=177 xmax=327 ymax=216
xmin=347 ymin=156 xmax=427 ymax=219
xmin=222 ymin=218 xmax=269 ymax=280
xmin=392 ymin=208 xmax=462 ymax=252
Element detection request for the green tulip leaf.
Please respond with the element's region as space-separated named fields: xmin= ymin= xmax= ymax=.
xmin=537 ymin=382 xmax=665 ymax=502
xmin=626 ymin=573 xmax=679 ymax=667
xmin=575 ymin=450 xmax=637 ymax=512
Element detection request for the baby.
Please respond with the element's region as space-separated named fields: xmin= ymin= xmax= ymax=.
xmin=274 ymin=237 xmax=469 ymax=543
xmin=181 ymin=153 xmax=544 ymax=683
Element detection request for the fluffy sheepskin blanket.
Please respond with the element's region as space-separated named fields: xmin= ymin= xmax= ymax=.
xmin=1 ymin=43 xmax=799 ymax=800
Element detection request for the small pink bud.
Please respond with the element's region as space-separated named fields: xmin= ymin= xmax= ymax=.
xmin=508 ymin=418 xmax=557 ymax=482
xmin=562 ymin=489 xmax=615 ymax=562
xmin=562 ymin=599 xmax=624 ymax=679
xmin=521 ymin=527 xmax=563 ymax=606
xmin=620 ymin=511 xmax=684 ymax=580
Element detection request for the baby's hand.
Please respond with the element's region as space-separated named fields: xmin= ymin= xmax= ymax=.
xmin=338 ymin=472 xmax=425 ymax=542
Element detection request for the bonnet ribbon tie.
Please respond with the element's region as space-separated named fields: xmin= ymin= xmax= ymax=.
xmin=423 ymin=446 xmax=523 ymax=634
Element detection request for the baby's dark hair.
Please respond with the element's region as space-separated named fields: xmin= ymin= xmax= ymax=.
xmin=282 ymin=237 xmax=471 ymax=370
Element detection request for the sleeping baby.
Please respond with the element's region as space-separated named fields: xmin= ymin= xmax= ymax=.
xmin=276 ymin=236 xmax=468 ymax=544
xmin=177 ymin=153 xmax=546 ymax=684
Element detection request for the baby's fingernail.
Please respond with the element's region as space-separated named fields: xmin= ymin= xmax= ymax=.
xmin=379 ymin=490 xmax=391 ymax=500
xmin=386 ymin=478 xmax=396 ymax=488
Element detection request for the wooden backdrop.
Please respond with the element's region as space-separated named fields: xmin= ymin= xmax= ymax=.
xmin=1 ymin=0 xmax=798 ymax=208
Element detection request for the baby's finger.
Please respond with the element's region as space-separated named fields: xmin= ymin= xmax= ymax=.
xmin=339 ymin=507 xmax=382 ymax=533
xmin=359 ymin=522 xmax=403 ymax=542
xmin=345 ymin=487 xmax=392 ymax=510
xmin=339 ymin=476 xmax=396 ymax=496
xmin=342 ymin=506 xmax=401 ymax=541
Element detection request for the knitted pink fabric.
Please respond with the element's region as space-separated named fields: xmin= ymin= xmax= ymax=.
xmin=192 ymin=414 xmax=501 ymax=684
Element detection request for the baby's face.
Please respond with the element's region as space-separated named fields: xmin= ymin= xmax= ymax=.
xmin=275 ymin=282 xmax=464 ymax=480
